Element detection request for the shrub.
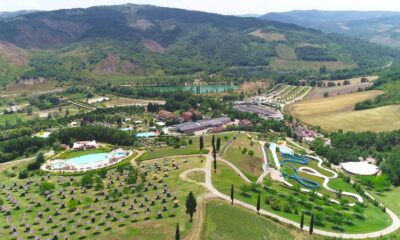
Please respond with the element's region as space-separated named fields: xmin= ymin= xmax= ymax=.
xmin=18 ymin=170 xmax=29 ymax=179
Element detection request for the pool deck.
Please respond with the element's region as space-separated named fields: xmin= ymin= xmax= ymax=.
xmin=41 ymin=149 xmax=134 ymax=173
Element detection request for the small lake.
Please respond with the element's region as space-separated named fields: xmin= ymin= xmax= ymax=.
xmin=139 ymin=84 xmax=239 ymax=94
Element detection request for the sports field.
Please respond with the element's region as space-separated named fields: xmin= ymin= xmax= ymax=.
xmin=288 ymin=90 xmax=400 ymax=132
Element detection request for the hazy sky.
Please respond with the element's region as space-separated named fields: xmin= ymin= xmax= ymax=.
xmin=1 ymin=0 xmax=400 ymax=14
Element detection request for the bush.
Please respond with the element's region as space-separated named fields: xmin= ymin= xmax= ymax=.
xmin=18 ymin=170 xmax=29 ymax=179
xmin=248 ymin=150 xmax=254 ymax=156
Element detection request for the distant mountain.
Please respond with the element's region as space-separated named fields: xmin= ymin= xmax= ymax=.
xmin=0 ymin=10 xmax=38 ymax=19
xmin=0 ymin=5 xmax=396 ymax=85
xmin=261 ymin=10 xmax=400 ymax=48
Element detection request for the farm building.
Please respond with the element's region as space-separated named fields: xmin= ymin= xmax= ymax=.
xmin=157 ymin=110 xmax=176 ymax=122
xmin=173 ymin=117 xmax=231 ymax=134
xmin=233 ymin=104 xmax=283 ymax=120
xmin=181 ymin=111 xmax=202 ymax=122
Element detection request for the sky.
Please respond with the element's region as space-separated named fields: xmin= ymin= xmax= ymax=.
xmin=1 ymin=0 xmax=400 ymax=15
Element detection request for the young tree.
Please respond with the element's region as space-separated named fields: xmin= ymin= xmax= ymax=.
xmin=216 ymin=138 xmax=221 ymax=151
xmin=175 ymin=223 xmax=180 ymax=240
xmin=309 ymin=212 xmax=314 ymax=235
xmin=199 ymin=135 xmax=204 ymax=151
xmin=185 ymin=192 xmax=197 ymax=222
xmin=300 ymin=211 xmax=304 ymax=230
xmin=256 ymin=193 xmax=261 ymax=215
xmin=230 ymin=185 xmax=234 ymax=205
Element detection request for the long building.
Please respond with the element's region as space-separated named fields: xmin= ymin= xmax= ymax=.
xmin=173 ymin=117 xmax=231 ymax=134
xmin=233 ymin=104 xmax=283 ymax=120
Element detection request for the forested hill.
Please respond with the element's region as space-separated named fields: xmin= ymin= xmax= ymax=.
xmin=262 ymin=10 xmax=400 ymax=48
xmin=0 ymin=4 xmax=396 ymax=83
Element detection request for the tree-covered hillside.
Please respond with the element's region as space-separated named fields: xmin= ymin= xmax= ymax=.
xmin=262 ymin=10 xmax=400 ymax=48
xmin=0 ymin=4 xmax=396 ymax=85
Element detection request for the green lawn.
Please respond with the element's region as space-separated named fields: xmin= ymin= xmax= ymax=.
xmin=0 ymin=113 xmax=27 ymax=125
xmin=203 ymin=201 xmax=298 ymax=240
xmin=212 ymin=162 xmax=392 ymax=234
xmin=372 ymin=187 xmax=400 ymax=218
xmin=224 ymin=134 xmax=264 ymax=181
xmin=139 ymin=132 xmax=235 ymax=161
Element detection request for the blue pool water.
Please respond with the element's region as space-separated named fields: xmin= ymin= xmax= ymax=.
xmin=136 ymin=132 xmax=157 ymax=138
xmin=52 ymin=151 xmax=126 ymax=169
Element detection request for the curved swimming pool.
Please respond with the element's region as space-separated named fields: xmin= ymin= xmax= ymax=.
xmin=50 ymin=151 xmax=127 ymax=170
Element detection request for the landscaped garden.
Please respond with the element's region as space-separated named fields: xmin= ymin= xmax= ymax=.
xmin=0 ymin=155 xmax=205 ymax=239
xmin=212 ymin=161 xmax=392 ymax=234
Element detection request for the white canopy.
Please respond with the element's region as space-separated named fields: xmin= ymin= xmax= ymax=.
xmin=341 ymin=162 xmax=379 ymax=175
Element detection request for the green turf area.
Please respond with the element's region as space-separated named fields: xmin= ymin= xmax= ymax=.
xmin=186 ymin=171 xmax=205 ymax=184
xmin=202 ymin=201 xmax=297 ymax=240
xmin=223 ymin=134 xmax=264 ymax=181
xmin=0 ymin=113 xmax=27 ymax=126
xmin=372 ymin=187 xmax=400 ymax=218
xmin=139 ymin=132 xmax=235 ymax=161
xmin=0 ymin=155 xmax=205 ymax=239
xmin=212 ymin=161 xmax=392 ymax=234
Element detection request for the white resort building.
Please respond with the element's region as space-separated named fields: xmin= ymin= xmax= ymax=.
xmin=72 ymin=140 xmax=99 ymax=150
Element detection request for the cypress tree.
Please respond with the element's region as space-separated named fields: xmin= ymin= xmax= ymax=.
xmin=309 ymin=212 xmax=314 ymax=235
xmin=216 ymin=137 xmax=221 ymax=151
xmin=175 ymin=223 xmax=180 ymax=240
xmin=212 ymin=135 xmax=215 ymax=147
xmin=213 ymin=143 xmax=217 ymax=173
xmin=256 ymin=193 xmax=261 ymax=215
xmin=230 ymin=185 xmax=234 ymax=205
xmin=199 ymin=135 xmax=204 ymax=151
xmin=300 ymin=211 xmax=304 ymax=230
xmin=185 ymin=192 xmax=197 ymax=222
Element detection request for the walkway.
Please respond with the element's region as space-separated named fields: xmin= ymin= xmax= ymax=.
xmin=200 ymin=155 xmax=400 ymax=239
xmin=135 ymin=140 xmax=400 ymax=238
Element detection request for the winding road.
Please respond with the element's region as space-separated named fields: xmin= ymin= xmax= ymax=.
xmin=177 ymin=154 xmax=400 ymax=239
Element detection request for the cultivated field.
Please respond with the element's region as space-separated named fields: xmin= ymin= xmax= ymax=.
xmin=249 ymin=30 xmax=287 ymax=41
xmin=287 ymin=90 xmax=399 ymax=132
xmin=104 ymin=98 xmax=165 ymax=108
xmin=270 ymin=58 xmax=356 ymax=71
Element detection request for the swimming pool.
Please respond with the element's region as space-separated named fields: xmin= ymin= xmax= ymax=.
xmin=136 ymin=132 xmax=158 ymax=138
xmin=50 ymin=150 xmax=127 ymax=170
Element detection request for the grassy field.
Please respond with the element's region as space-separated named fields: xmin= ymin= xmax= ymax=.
xmin=0 ymin=155 xmax=206 ymax=240
xmin=322 ymin=76 xmax=378 ymax=85
xmin=249 ymin=30 xmax=287 ymax=41
xmin=275 ymin=44 xmax=297 ymax=60
xmin=104 ymin=98 xmax=165 ymax=108
xmin=287 ymin=90 xmax=399 ymax=132
xmin=139 ymin=132 xmax=236 ymax=161
xmin=202 ymin=201 xmax=308 ymax=240
xmin=212 ymin=162 xmax=392 ymax=234
xmin=223 ymin=134 xmax=264 ymax=181
xmin=270 ymin=57 xmax=356 ymax=71
xmin=0 ymin=113 xmax=28 ymax=125
xmin=372 ymin=187 xmax=400 ymax=218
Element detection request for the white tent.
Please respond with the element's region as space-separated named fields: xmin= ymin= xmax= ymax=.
xmin=341 ymin=162 xmax=379 ymax=175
